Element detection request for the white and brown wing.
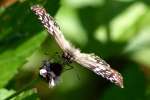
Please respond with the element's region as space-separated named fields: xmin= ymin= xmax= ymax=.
xmin=74 ymin=52 xmax=124 ymax=88
xmin=31 ymin=5 xmax=73 ymax=51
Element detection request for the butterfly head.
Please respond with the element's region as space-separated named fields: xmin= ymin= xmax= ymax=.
xmin=40 ymin=60 xmax=63 ymax=88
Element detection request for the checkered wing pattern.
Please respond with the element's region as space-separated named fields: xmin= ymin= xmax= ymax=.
xmin=31 ymin=5 xmax=73 ymax=51
xmin=74 ymin=52 xmax=123 ymax=88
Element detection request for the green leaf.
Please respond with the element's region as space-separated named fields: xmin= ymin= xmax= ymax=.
xmin=0 ymin=32 xmax=46 ymax=88
xmin=11 ymin=89 xmax=39 ymax=100
xmin=0 ymin=88 xmax=15 ymax=100
xmin=0 ymin=0 xmax=60 ymax=88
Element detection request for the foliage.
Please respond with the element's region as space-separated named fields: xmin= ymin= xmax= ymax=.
xmin=0 ymin=0 xmax=150 ymax=100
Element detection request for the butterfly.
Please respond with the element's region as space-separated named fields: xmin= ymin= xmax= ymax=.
xmin=31 ymin=5 xmax=124 ymax=88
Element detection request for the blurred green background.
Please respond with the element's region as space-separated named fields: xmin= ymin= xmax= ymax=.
xmin=0 ymin=0 xmax=150 ymax=100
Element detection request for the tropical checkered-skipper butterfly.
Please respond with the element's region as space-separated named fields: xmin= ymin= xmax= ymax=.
xmin=31 ymin=5 xmax=124 ymax=88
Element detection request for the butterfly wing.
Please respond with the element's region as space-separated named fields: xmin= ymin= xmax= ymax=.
xmin=31 ymin=5 xmax=73 ymax=51
xmin=74 ymin=52 xmax=124 ymax=88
